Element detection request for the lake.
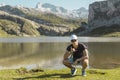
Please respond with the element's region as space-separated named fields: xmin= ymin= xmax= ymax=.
xmin=0 ymin=37 xmax=120 ymax=69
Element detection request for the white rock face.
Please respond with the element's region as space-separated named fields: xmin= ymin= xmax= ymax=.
xmin=88 ymin=0 xmax=120 ymax=30
xmin=36 ymin=2 xmax=88 ymax=19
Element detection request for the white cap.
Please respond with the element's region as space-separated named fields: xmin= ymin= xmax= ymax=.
xmin=71 ymin=34 xmax=78 ymax=40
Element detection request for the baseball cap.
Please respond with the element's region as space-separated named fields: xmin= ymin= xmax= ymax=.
xmin=70 ymin=34 xmax=78 ymax=40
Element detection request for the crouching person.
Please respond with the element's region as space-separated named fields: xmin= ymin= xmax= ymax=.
xmin=63 ymin=34 xmax=89 ymax=76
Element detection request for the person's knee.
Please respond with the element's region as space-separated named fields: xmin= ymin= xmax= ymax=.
xmin=63 ymin=59 xmax=70 ymax=65
xmin=63 ymin=60 xmax=67 ymax=65
xmin=82 ymin=59 xmax=89 ymax=67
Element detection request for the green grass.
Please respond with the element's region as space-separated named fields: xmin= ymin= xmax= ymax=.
xmin=0 ymin=67 xmax=120 ymax=80
xmin=102 ymin=32 xmax=120 ymax=37
xmin=88 ymin=26 xmax=120 ymax=37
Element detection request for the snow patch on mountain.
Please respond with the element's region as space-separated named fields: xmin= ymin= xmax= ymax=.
xmin=36 ymin=2 xmax=88 ymax=19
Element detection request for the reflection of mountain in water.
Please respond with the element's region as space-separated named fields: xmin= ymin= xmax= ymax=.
xmin=0 ymin=37 xmax=120 ymax=69
xmin=0 ymin=42 xmax=67 ymax=69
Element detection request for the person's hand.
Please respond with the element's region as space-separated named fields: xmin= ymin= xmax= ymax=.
xmin=71 ymin=47 xmax=75 ymax=53
xmin=73 ymin=60 xmax=78 ymax=65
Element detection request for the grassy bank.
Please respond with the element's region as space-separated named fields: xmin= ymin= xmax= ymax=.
xmin=0 ymin=67 xmax=120 ymax=80
xmin=88 ymin=26 xmax=120 ymax=37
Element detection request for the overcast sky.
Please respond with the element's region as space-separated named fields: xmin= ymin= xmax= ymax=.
xmin=0 ymin=0 xmax=105 ymax=10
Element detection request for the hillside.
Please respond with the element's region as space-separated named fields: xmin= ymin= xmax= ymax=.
xmin=86 ymin=25 xmax=120 ymax=37
xmin=1 ymin=1 xmax=120 ymax=37
xmin=0 ymin=10 xmax=40 ymax=37
xmin=0 ymin=5 xmax=84 ymax=37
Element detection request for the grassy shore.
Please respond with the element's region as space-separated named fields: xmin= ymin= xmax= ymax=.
xmin=87 ymin=26 xmax=120 ymax=37
xmin=0 ymin=67 xmax=120 ymax=80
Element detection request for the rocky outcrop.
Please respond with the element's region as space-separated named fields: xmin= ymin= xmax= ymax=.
xmin=38 ymin=24 xmax=70 ymax=36
xmin=88 ymin=0 xmax=120 ymax=30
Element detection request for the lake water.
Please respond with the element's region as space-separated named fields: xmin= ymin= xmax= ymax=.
xmin=0 ymin=37 xmax=120 ymax=69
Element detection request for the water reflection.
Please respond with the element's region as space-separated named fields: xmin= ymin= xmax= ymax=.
xmin=88 ymin=42 xmax=120 ymax=69
xmin=0 ymin=37 xmax=120 ymax=69
xmin=0 ymin=42 xmax=67 ymax=69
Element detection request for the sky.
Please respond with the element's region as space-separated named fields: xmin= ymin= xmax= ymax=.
xmin=0 ymin=0 xmax=104 ymax=10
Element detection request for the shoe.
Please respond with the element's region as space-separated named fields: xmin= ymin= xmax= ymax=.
xmin=82 ymin=70 xmax=86 ymax=76
xmin=71 ymin=67 xmax=77 ymax=76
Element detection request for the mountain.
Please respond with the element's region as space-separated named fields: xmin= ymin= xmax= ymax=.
xmin=36 ymin=3 xmax=67 ymax=13
xmin=1 ymin=1 xmax=120 ymax=37
xmin=0 ymin=4 xmax=84 ymax=37
xmin=72 ymin=7 xmax=88 ymax=19
xmin=35 ymin=2 xmax=88 ymax=19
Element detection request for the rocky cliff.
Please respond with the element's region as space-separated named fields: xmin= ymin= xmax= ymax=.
xmin=88 ymin=0 xmax=120 ymax=30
